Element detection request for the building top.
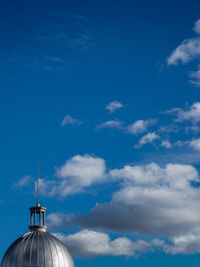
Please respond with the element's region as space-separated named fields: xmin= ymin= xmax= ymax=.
xmin=1 ymin=160 xmax=75 ymax=267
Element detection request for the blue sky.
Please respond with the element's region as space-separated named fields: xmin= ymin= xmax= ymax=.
xmin=2 ymin=0 xmax=200 ymax=266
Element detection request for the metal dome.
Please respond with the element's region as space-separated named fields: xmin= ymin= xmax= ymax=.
xmin=1 ymin=162 xmax=74 ymax=267
xmin=1 ymin=231 xmax=74 ymax=267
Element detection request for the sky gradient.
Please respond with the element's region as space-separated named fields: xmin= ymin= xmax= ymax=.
xmin=1 ymin=0 xmax=200 ymax=266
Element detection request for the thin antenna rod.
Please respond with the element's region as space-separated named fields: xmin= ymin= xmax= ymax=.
xmin=37 ymin=159 xmax=39 ymax=206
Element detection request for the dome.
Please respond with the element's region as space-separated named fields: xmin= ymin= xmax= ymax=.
xmin=1 ymin=163 xmax=74 ymax=267
xmin=1 ymin=231 xmax=74 ymax=267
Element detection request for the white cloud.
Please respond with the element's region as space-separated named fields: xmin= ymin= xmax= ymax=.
xmin=163 ymin=234 xmax=200 ymax=254
xmin=53 ymin=229 xmax=154 ymax=258
xmin=189 ymin=138 xmax=200 ymax=151
xmin=55 ymin=154 xmax=106 ymax=181
xmin=46 ymin=160 xmax=200 ymax=256
xmin=53 ymin=229 xmax=200 ymax=258
xmin=40 ymin=155 xmax=106 ymax=198
xmin=167 ymin=18 xmax=200 ymax=86
xmin=167 ymin=19 xmax=200 ymax=65
xmin=47 ymin=212 xmax=73 ymax=230
xmin=167 ymin=37 xmax=200 ymax=65
xmin=13 ymin=175 xmax=33 ymax=189
xmin=105 ymin=101 xmax=124 ymax=113
xmin=61 ymin=114 xmax=83 ymax=126
xmin=96 ymin=118 xmax=157 ymax=136
xmin=96 ymin=119 xmax=123 ymax=130
xmin=193 ymin=19 xmax=200 ymax=35
xmin=167 ymin=102 xmax=200 ymax=123
xmin=135 ymin=132 xmax=160 ymax=148
xmin=126 ymin=119 xmax=157 ymax=135
xmin=189 ymin=66 xmax=200 ymax=87
xmin=77 ymin=162 xmax=200 ymax=238
xmin=161 ymin=140 xmax=172 ymax=149
xmin=158 ymin=125 xmax=178 ymax=133
xmin=185 ymin=125 xmax=200 ymax=133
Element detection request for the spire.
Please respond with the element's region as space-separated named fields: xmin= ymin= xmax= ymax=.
xmin=36 ymin=159 xmax=40 ymax=207
xmin=29 ymin=160 xmax=47 ymax=232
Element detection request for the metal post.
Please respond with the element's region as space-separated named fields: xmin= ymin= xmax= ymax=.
xmin=37 ymin=160 xmax=39 ymax=206
xmin=39 ymin=212 xmax=42 ymax=226
xmin=30 ymin=212 xmax=33 ymax=226
xmin=43 ymin=212 xmax=45 ymax=226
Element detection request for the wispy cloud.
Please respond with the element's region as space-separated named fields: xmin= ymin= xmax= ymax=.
xmin=126 ymin=119 xmax=157 ymax=135
xmin=189 ymin=66 xmax=200 ymax=86
xmin=158 ymin=124 xmax=178 ymax=133
xmin=35 ymin=14 xmax=99 ymax=51
xmin=135 ymin=132 xmax=160 ymax=148
xmin=43 ymin=55 xmax=64 ymax=62
xmin=52 ymin=12 xmax=86 ymax=21
xmin=161 ymin=140 xmax=172 ymax=149
xmin=22 ymin=56 xmax=64 ymax=72
xmin=167 ymin=18 xmax=200 ymax=86
xmin=12 ymin=175 xmax=33 ymax=189
xmin=167 ymin=18 xmax=200 ymax=66
xmin=167 ymin=37 xmax=200 ymax=66
xmin=96 ymin=118 xmax=157 ymax=136
xmin=105 ymin=101 xmax=124 ymax=113
xmin=96 ymin=119 xmax=123 ymax=130
xmin=193 ymin=19 xmax=200 ymax=35
xmin=189 ymin=138 xmax=200 ymax=151
xmin=166 ymin=102 xmax=200 ymax=123
xmin=61 ymin=114 xmax=83 ymax=126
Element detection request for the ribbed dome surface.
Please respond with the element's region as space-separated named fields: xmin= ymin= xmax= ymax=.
xmin=1 ymin=231 xmax=74 ymax=267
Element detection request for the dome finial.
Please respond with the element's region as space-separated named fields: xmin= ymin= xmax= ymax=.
xmin=29 ymin=160 xmax=47 ymax=232
xmin=36 ymin=159 xmax=40 ymax=207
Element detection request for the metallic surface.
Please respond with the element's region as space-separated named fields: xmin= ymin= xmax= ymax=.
xmin=1 ymin=231 xmax=74 ymax=267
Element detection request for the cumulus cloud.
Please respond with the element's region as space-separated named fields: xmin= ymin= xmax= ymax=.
xmin=45 ymin=160 xmax=200 ymax=256
xmin=105 ymin=101 xmax=124 ymax=113
xmin=167 ymin=102 xmax=200 ymax=123
xmin=135 ymin=132 xmax=160 ymax=148
xmin=13 ymin=175 xmax=33 ymax=189
xmin=163 ymin=234 xmax=200 ymax=254
xmin=76 ymin=162 xmax=200 ymax=238
xmin=126 ymin=119 xmax=157 ymax=135
xmin=53 ymin=229 xmax=200 ymax=258
xmin=96 ymin=119 xmax=123 ymax=130
xmin=61 ymin=114 xmax=83 ymax=126
xmin=53 ymin=229 xmax=154 ymax=258
xmin=40 ymin=154 xmax=107 ymax=198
